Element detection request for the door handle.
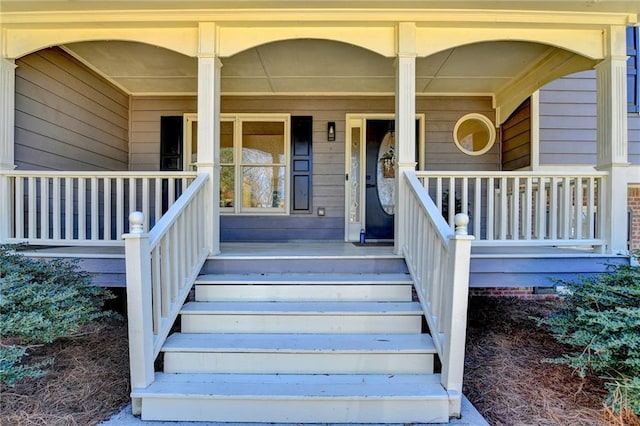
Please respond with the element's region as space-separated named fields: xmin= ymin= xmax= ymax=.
xmin=366 ymin=184 xmax=376 ymax=188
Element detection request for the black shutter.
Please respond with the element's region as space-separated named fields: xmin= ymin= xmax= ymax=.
xmin=291 ymin=116 xmax=313 ymax=213
xmin=160 ymin=116 xmax=183 ymax=171
xmin=627 ymin=26 xmax=639 ymax=113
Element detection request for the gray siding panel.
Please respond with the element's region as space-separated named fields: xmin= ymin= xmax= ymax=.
xmin=130 ymin=97 xmax=197 ymax=171
xmin=14 ymin=47 xmax=129 ymax=171
xmin=501 ymin=98 xmax=531 ymax=170
xmin=539 ymin=70 xmax=597 ymax=165
xmin=539 ymin=69 xmax=640 ymax=166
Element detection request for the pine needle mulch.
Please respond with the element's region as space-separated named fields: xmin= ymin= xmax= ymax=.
xmin=1 ymin=298 xmax=638 ymax=425
xmin=464 ymin=296 xmax=638 ymax=426
xmin=0 ymin=317 xmax=130 ymax=426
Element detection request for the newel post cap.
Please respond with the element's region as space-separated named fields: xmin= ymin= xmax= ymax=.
xmin=454 ymin=213 xmax=469 ymax=235
xmin=129 ymin=211 xmax=145 ymax=234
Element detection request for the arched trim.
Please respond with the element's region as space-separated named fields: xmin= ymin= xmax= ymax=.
xmin=5 ymin=27 xmax=199 ymax=59
xmin=416 ymin=27 xmax=605 ymax=60
xmin=218 ymin=26 xmax=396 ymax=57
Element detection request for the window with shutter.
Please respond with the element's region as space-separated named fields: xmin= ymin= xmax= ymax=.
xmin=628 ymin=26 xmax=640 ymax=114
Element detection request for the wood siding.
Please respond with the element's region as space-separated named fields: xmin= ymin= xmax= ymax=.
xmin=130 ymin=95 xmax=497 ymax=240
xmin=14 ymin=47 xmax=129 ymax=171
xmin=501 ymin=98 xmax=531 ymax=170
xmin=539 ymin=70 xmax=640 ymax=166
xmin=130 ymin=97 xmax=197 ymax=171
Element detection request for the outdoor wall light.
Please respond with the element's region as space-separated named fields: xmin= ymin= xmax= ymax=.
xmin=317 ymin=207 xmax=326 ymax=216
xmin=327 ymin=122 xmax=336 ymax=141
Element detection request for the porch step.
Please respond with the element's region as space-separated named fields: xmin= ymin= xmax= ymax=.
xmin=162 ymin=332 xmax=436 ymax=374
xmin=137 ymin=256 xmax=452 ymax=423
xmin=180 ymin=301 xmax=423 ymax=333
xmin=202 ymin=256 xmax=408 ymax=274
xmin=132 ymin=373 xmax=450 ymax=423
xmin=195 ymin=272 xmax=413 ymax=302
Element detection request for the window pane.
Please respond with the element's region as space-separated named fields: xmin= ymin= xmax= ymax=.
xmin=241 ymin=166 xmax=286 ymax=209
xmin=242 ymin=121 xmax=285 ymax=165
xmin=221 ymin=121 xmax=234 ymax=163
xmin=220 ymin=165 xmax=235 ymax=208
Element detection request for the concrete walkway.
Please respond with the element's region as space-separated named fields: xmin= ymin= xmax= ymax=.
xmin=100 ymin=396 xmax=489 ymax=426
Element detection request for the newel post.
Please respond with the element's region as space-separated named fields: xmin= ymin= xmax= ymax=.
xmin=123 ymin=212 xmax=155 ymax=415
xmin=441 ymin=213 xmax=474 ymax=417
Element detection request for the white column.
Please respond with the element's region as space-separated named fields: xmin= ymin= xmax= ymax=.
xmin=394 ymin=22 xmax=417 ymax=255
xmin=596 ymin=26 xmax=630 ymax=254
xmin=0 ymin=58 xmax=17 ymax=242
xmin=196 ymin=22 xmax=222 ymax=255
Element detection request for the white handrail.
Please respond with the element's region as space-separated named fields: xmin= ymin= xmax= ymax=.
xmin=0 ymin=171 xmax=197 ymax=245
xmin=415 ymin=170 xmax=606 ymax=247
xmin=123 ymin=173 xmax=209 ymax=415
xmin=402 ymin=170 xmax=474 ymax=418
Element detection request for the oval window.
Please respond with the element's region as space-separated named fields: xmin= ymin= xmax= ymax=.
xmin=453 ymin=113 xmax=496 ymax=156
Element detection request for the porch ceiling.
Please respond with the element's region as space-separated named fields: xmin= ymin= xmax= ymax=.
xmin=63 ymin=38 xmax=562 ymax=96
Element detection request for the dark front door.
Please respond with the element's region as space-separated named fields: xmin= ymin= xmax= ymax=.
xmin=365 ymin=120 xmax=395 ymax=240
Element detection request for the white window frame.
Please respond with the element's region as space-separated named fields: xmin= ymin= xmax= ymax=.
xmin=220 ymin=113 xmax=291 ymax=215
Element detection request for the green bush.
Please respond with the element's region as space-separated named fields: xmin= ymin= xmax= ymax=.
xmin=0 ymin=245 xmax=113 ymax=386
xmin=540 ymin=256 xmax=640 ymax=415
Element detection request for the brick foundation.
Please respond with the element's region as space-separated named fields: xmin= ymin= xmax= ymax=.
xmin=469 ymin=287 xmax=559 ymax=300
xmin=630 ymin=185 xmax=640 ymax=252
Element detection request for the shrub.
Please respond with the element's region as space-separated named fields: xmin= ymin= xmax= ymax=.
xmin=0 ymin=245 xmax=113 ymax=386
xmin=540 ymin=256 xmax=640 ymax=415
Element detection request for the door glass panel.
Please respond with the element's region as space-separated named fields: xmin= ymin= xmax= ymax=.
xmin=377 ymin=130 xmax=395 ymax=215
xmin=190 ymin=120 xmax=198 ymax=165
xmin=350 ymin=126 xmax=361 ymax=223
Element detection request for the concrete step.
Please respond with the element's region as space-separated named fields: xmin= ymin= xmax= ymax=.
xmin=162 ymin=333 xmax=436 ymax=374
xmin=180 ymin=301 xmax=423 ymax=333
xmin=195 ymin=273 xmax=414 ymax=302
xmin=132 ymin=373 xmax=450 ymax=423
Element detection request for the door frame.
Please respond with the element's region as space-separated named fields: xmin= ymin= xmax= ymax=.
xmin=344 ymin=113 xmax=425 ymax=242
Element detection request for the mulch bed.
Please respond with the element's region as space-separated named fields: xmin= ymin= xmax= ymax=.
xmin=0 ymin=317 xmax=130 ymax=426
xmin=464 ymin=297 xmax=638 ymax=426
xmin=1 ymin=296 xmax=638 ymax=425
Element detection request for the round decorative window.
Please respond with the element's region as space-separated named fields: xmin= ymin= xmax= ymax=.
xmin=453 ymin=113 xmax=496 ymax=156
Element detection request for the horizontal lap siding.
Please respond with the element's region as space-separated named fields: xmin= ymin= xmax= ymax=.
xmin=130 ymin=95 xmax=497 ymax=240
xmin=631 ymin=113 xmax=640 ymax=165
xmin=539 ymin=71 xmax=597 ymax=165
xmin=501 ymin=98 xmax=531 ymax=171
xmin=130 ymin=97 xmax=197 ymax=171
xmin=420 ymin=96 xmax=499 ymax=171
xmin=539 ymin=70 xmax=640 ymax=165
xmin=14 ymin=47 xmax=129 ymax=171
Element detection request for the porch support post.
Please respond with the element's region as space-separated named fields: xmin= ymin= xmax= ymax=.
xmin=394 ymin=22 xmax=417 ymax=255
xmin=595 ymin=25 xmax=630 ymax=255
xmin=196 ymin=22 xmax=222 ymax=255
xmin=0 ymin=58 xmax=17 ymax=243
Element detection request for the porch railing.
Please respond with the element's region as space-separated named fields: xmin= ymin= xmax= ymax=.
xmin=0 ymin=171 xmax=197 ymax=245
xmin=416 ymin=171 xmax=607 ymax=247
xmin=123 ymin=172 xmax=209 ymax=415
xmin=402 ymin=170 xmax=474 ymax=417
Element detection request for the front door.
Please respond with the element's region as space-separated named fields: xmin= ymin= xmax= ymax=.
xmin=365 ymin=120 xmax=395 ymax=240
xmin=345 ymin=115 xmax=424 ymax=242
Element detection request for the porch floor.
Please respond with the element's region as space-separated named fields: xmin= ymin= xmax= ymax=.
xmin=19 ymin=240 xmax=608 ymax=259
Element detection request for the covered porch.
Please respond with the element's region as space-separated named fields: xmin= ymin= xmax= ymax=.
xmin=0 ymin=2 xmax=636 ymax=423
xmin=0 ymin=12 xmax=634 ymax=256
